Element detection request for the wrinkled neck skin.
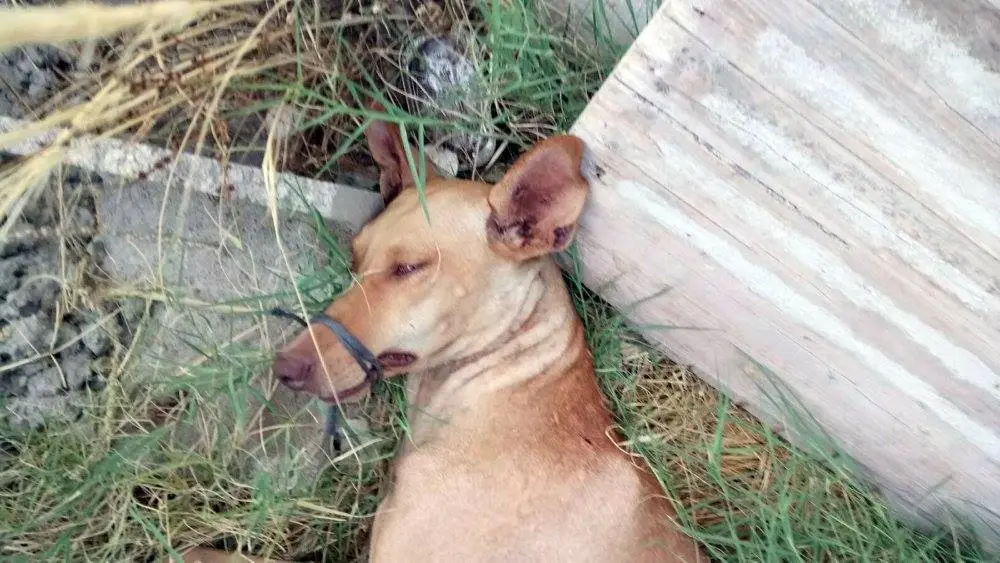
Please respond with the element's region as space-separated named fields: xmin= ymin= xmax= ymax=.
xmin=402 ymin=258 xmax=582 ymax=448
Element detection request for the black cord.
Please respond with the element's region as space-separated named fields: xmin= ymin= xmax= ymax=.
xmin=267 ymin=307 xmax=308 ymax=328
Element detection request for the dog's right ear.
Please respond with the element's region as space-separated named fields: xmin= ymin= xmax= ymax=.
xmin=364 ymin=102 xmax=439 ymax=205
xmin=486 ymin=135 xmax=589 ymax=261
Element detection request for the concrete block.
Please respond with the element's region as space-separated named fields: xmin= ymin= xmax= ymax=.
xmin=1 ymin=116 xmax=387 ymax=484
xmin=0 ymin=116 xmax=384 ymax=233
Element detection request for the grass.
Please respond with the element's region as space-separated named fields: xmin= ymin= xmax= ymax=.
xmin=0 ymin=0 xmax=993 ymax=560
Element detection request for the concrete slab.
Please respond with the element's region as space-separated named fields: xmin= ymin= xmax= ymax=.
xmin=0 ymin=116 xmax=384 ymax=233
xmin=96 ymin=178 xmax=383 ymax=484
xmin=1 ymin=116 xmax=387 ymax=484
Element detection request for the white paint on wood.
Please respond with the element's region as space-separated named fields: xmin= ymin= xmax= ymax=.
xmin=756 ymin=30 xmax=1000 ymax=243
xmin=838 ymin=0 xmax=1000 ymax=124
xmin=702 ymin=93 xmax=1000 ymax=317
xmin=620 ymin=175 xmax=1000 ymax=459
xmin=648 ymin=134 xmax=1000 ymax=407
xmin=570 ymin=0 xmax=1000 ymax=549
xmin=697 ymin=95 xmax=1000 ymax=394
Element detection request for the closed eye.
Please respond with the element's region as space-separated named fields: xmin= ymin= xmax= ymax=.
xmin=391 ymin=261 xmax=428 ymax=278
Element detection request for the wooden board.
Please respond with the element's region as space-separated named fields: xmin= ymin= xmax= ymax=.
xmin=569 ymin=0 xmax=1000 ymax=548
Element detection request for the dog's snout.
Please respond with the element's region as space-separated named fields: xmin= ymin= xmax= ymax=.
xmin=273 ymin=353 xmax=313 ymax=389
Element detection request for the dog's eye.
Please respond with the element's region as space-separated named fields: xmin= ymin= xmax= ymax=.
xmin=391 ymin=262 xmax=426 ymax=278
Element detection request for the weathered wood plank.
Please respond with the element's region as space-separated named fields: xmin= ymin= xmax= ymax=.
xmin=570 ymin=0 xmax=1000 ymax=548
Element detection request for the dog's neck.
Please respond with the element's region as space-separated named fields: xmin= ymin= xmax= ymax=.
xmin=402 ymin=260 xmax=583 ymax=447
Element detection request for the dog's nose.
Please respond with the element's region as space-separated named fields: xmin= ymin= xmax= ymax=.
xmin=273 ymin=353 xmax=312 ymax=389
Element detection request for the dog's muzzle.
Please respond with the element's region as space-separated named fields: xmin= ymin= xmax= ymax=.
xmin=268 ymin=307 xmax=383 ymax=447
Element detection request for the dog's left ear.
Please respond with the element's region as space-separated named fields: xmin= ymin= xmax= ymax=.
xmin=486 ymin=135 xmax=589 ymax=261
xmin=364 ymin=101 xmax=440 ymax=205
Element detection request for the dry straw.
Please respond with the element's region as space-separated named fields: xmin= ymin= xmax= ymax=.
xmin=0 ymin=0 xmax=236 ymax=50
xmin=0 ymin=0 xmax=264 ymax=240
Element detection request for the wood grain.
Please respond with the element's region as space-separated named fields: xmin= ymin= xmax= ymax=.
xmin=569 ymin=0 xmax=1000 ymax=549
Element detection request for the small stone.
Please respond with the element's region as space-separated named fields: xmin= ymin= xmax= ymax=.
xmin=2 ymin=313 xmax=52 ymax=356
xmin=265 ymin=104 xmax=302 ymax=142
xmin=424 ymin=144 xmax=460 ymax=178
xmin=57 ymin=322 xmax=80 ymax=348
xmin=26 ymin=82 xmax=41 ymax=99
xmin=406 ymin=36 xmax=498 ymax=172
xmin=59 ymin=352 xmax=92 ymax=391
xmin=84 ymin=373 xmax=106 ymax=392
xmin=118 ymin=297 xmax=149 ymax=326
xmin=27 ymin=47 xmax=47 ymax=66
xmin=4 ymin=278 xmax=61 ymax=318
xmin=71 ymin=206 xmax=96 ymax=231
xmin=20 ymin=192 xmax=57 ymax=226
xmin=4 ymin=394 xmax=80 ymax=431
xmin=82 ymin=325 xmax=111 ymax=356
xmin=27 ymin=365 xmax=61 ymax=397
xmin=409 ymin=37 xmax=475 ymax=103
xmin=0 ymin=260 xmax=24 ymax=295
xmin=15 ymin=57 xmax=32 ymax=74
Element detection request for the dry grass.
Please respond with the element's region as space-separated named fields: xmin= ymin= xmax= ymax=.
xmin=0 ymin=0 xmax=615 ymax=231
xmin=0 ymin=0 xmax=265 ymax=238
xmin=0 ymin=0 xmax=230 ymax=49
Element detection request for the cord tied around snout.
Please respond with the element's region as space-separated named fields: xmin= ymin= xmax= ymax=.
xmin=267 ymin=307 xmax=384 ymax=451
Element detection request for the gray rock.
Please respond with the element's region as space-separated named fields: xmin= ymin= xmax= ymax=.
xmin=0 ymin=253 xmax=31 ymax=294
xmin=59 ymin=350 xmax=93 ymax=391
xmin=0 ymin=167 xmax=114 ymax=431
xmin=1 ymin=277 xmax=61 ymax=318
xmin=3 ymin=394 xmax=82 ymax=430
xmin=56 ymin=322 xmax=80 ymax=349
xmin=117 ymin=297 xmax=150 ymax=328
xmin=410 ymin=37 xmax=476 ymax=101
xmin=26 ymin=363 xmax=61 ymax=397
xmin=82 ymin=324 xmax=111 ymax=356
xmin=2 ymin=313 xmax=51 ymax=358
xmin=0 ymin=42 xmax=73 ymax=119
xmin=26 ymin=79 xmax=44 ymax=99
xmin=71 ymin=206 xmax=96 ymax=230
xmin=405 ymin=36 xmax=497 ymax=173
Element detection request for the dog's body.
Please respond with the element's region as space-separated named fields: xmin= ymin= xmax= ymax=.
xmin=370 ymin=249 xmax=697 ymax=562
xmin=181 ymin=112 xmax=704 ymax=563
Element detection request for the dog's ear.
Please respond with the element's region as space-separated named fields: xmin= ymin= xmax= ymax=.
xmin=486 ymin=135 xmax=589 ymax=261
xmin=364 ymin=102 xmax=440 ymax=205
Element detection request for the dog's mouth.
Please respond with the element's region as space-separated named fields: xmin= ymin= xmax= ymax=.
xmin=320 ymin=386 xmax=368 ymax=403
xmin=377 ymin=350 xmax=417 ymax=369
xmin=318 ymin=351 xmax=416 ymax=404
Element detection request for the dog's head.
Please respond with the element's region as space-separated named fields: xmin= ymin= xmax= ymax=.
xmin=272 ymin=106 xmax=589 ymax=402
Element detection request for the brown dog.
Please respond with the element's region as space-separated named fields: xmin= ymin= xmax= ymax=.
xmin=182 ymin=113 xmax=706 ymax=562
